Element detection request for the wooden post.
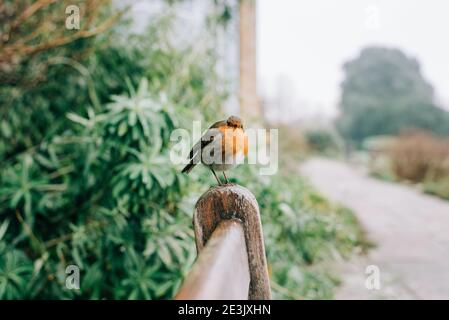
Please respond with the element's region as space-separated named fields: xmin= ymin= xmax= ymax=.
xmin=175 ymin=219 xmax=250 ymax=300
xmin=193 ymin=184 xmax=271 ymax=300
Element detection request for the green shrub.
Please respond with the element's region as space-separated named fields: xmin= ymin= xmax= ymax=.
xmin=387 ymin=130 xmax=449 ymax=182
xmin=0 ymin=79 xmax=195 ymax=299
xmin=0 ymin=11 xmax=226 ymax=298
xmin=423 ymin=178 xmax=449 ymax=200
xmin=305 ymin=130 xmax=340 ymax=155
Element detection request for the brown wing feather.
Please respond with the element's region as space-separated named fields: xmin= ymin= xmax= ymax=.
xmin=182 ymin=119 xmax=226 ymax=173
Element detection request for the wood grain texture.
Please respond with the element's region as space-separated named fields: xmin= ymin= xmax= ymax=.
xmin=193 ymin=184 xmax=271 ymax=300
xmin=175 ymin=219 xmax=250 ymax=300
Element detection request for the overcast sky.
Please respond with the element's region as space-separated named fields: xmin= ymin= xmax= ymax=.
xmin=257 ymin=0 xmax=449 ymax=120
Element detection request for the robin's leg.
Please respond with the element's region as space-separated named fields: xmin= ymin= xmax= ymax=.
xmin=210 ymin=168 xmax=222 ymax=185
xmin=222 ymin=171 xmax=229 ymax=184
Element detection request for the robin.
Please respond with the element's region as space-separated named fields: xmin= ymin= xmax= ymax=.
xmin=182 ymin=115 xmax=248 ymax=185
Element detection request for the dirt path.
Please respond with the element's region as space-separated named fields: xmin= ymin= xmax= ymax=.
xmin=300 ymin=157 xmax=449 ymax=300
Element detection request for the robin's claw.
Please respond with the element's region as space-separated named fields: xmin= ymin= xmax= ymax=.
xmin=223 ymin=171 xmax=229 ymax=184
xmin=211 ymin=168 xmax=222 ymax=185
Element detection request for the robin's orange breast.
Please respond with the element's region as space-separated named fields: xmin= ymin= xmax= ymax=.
xmin=218 ymin=126 xmax=248 ymax=157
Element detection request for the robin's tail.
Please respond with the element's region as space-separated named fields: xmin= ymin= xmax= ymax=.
xmin=181 ymin=162 xmax=196 ymax=174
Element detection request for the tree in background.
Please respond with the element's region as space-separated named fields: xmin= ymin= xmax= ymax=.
xmin=336 ymin=47 xmax=449 ymax=145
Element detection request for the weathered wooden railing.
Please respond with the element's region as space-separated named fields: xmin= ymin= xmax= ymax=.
xmin=175 ymin=184 xmax=271 ymax=300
